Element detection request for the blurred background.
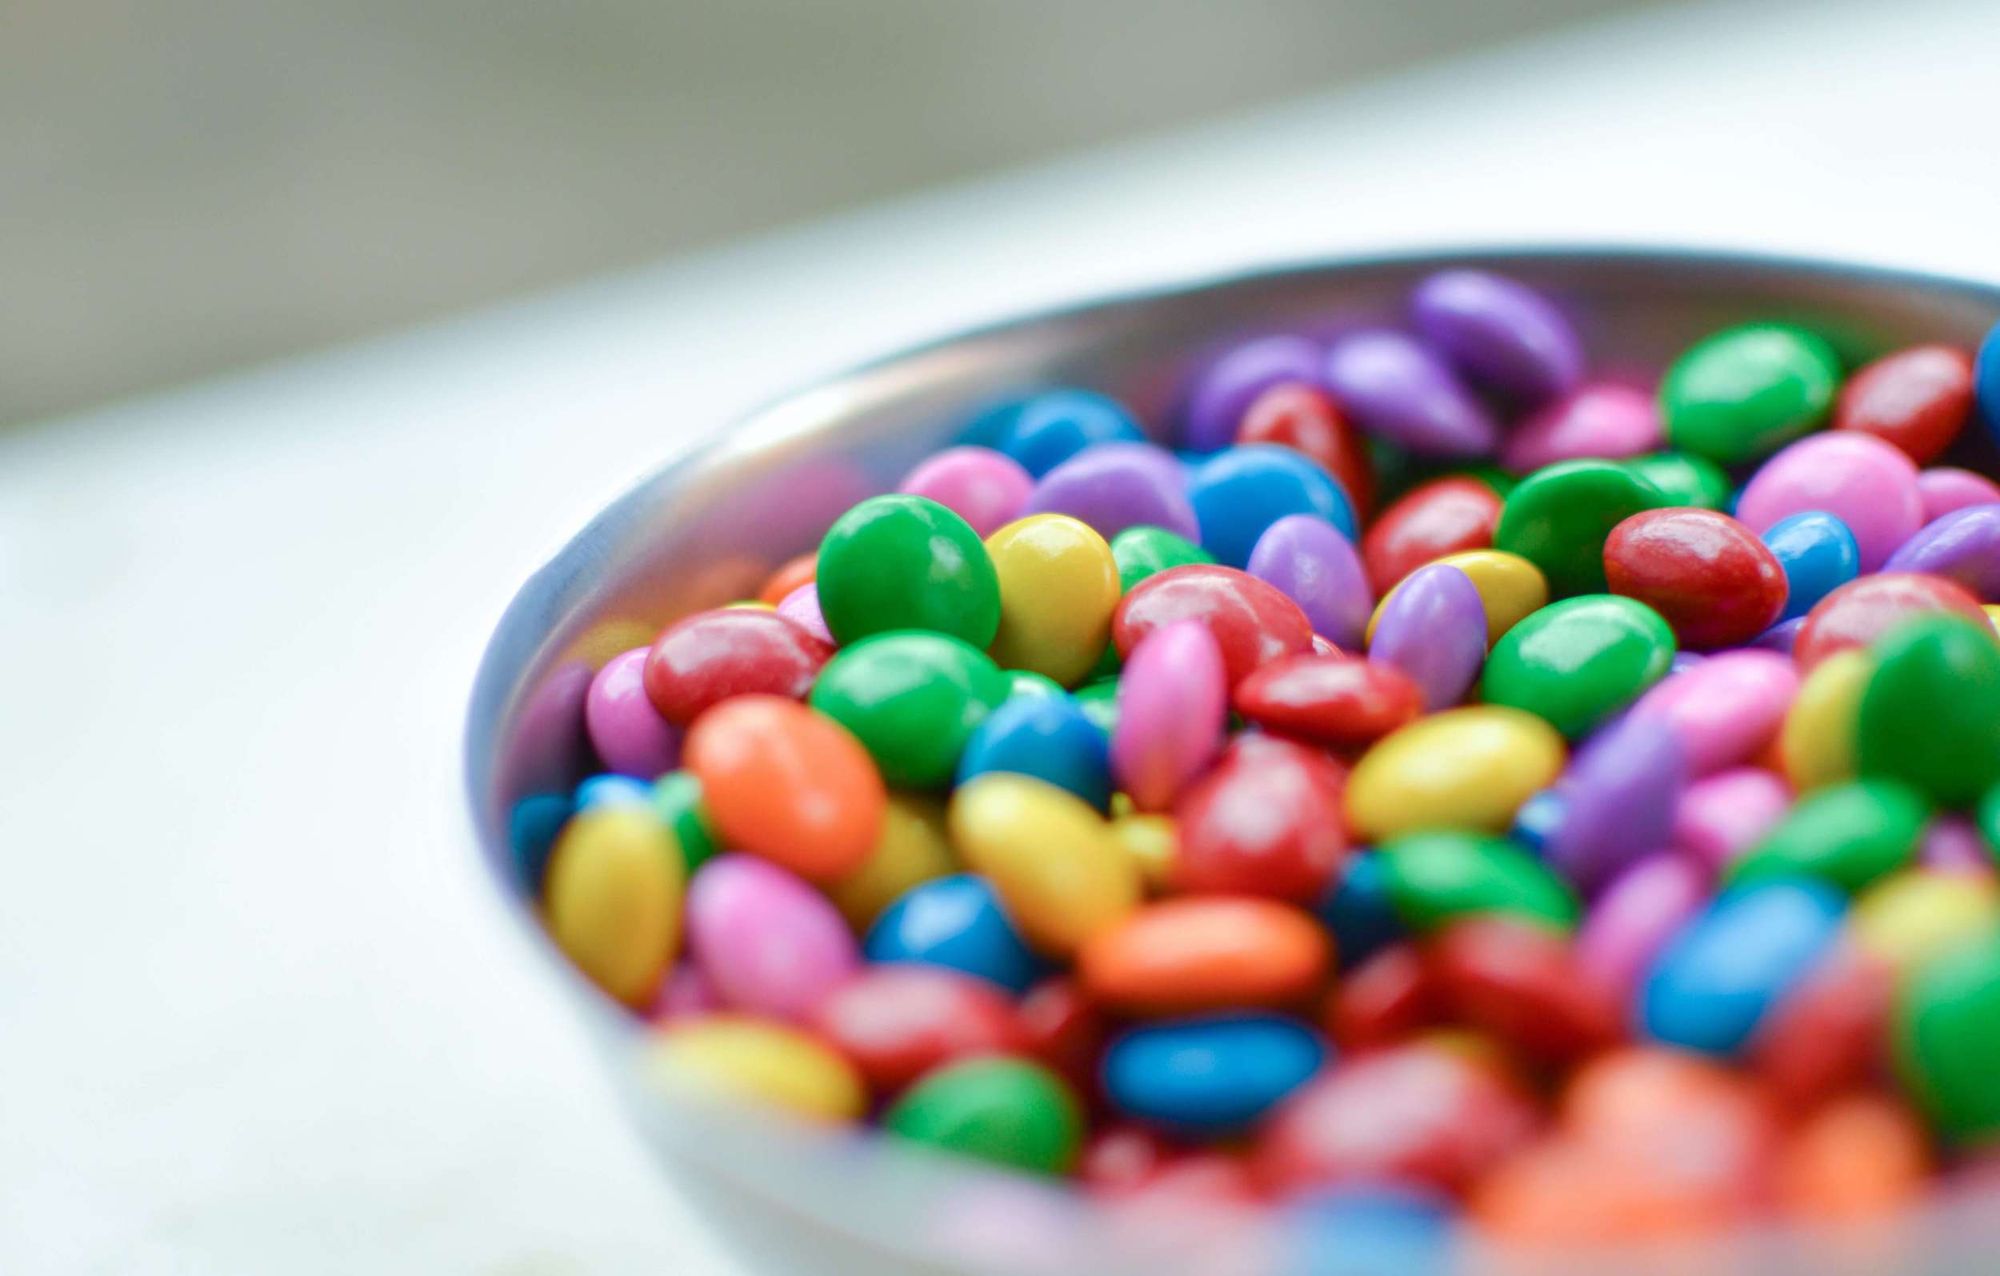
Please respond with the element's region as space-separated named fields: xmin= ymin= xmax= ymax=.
xmin=3 ymin=0 xmax=1666 ymax=427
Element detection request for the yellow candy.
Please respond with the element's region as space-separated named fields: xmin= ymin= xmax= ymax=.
xmin=1780 ymin=649 xmax=1870 ymax=791
xmin=647 ymin=1017 xmax=866 ymax=1122
xmin=1985 ymin=603 xmax=2000 ymax=639
xmin=826 ymin=793 xmax=955 ymax=928
xmin=1366 ymin=549 xmax=1548 ymax=647
xmin=724 ymin=600 xmax=777 ymax=611
xmin=1851 ymin=870 xmax=2000 ymax=974
xmin=1346 ymin=706 xmax=1566 ymax=842
xmin=984 ymin=515 xmax=1120 ymax=686
xmin=1109 ymin=812 xmax=1179 ymax=892
xmin=543 ymin=806 xmax=684 ymax=1006
xmin=949 ymin=773 xmax=1140 ymax=954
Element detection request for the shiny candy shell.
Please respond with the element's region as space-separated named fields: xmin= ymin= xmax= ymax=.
xmin=1856 ymin=613 xmax=2000 ymax=806
xmin=1112 ymin=563 xmax=1314 ymax=687
xmin=649 ymin=1017 xmax=866 ymax=1122
xmin=1661 ymin=322 xmax=1841 ymax=464
xmin=1369 ymin=549 xmax=1548 ymax=647
xmin=950 ymin=773 xmax=1141 ymax=956
xmin=1187 ymin=444 xmax=1357 ymax=568
xmin=1110 ymin=524 xmax=1214 ymax=593
xmin=1245 ymin=514 xmax=1373 ymax=650
xmin=1628 ymin=648 xmax=1798 ymax=776
xmin=642 ymin=608 xmax=833 ymax=727
xmin=810 ymin=965 xmax=1026 ymax=1094
xmin=958 ymin=694 xmax=1114 ymax=810
xmin=825 ymin=793 xmax=955 ymax=929
xmin=1103 ymin=1013 xmax=1328 ymax=1136
xmin=1493 ymin=459 xmax=1667 ymax=597
xmin=1111 ymin=620 xmax=1227 ymax=812
xmin=1425 ymin=916 xmax=1621 ymax=1062
xmin=1575 ymin=854 xmax=1708 ymax=1003
xmin=864 ymin=873 xmax=1042 ymax=993
xmin=1919 ymin=467 xmax=2000 ymax=520
xmin=1232 ymin=654 xmax=1422 ymax=751
xmin=1793 ymin=572 xmax=1988 ymax=671
xmin=1603 ymin=508 xmax=1787 ymax=649
xmin=1236 ymin=381 xmax=1376 ymax=518
xmin=1728 ymin=778 xmax=1928 ymax=894
xmin=1364 ymin=563 xmax=1486 ymax=712
xmin=1322 ymin=329 xmax=1499 ymax=458
xmin=984 ymin=514 xmax=1122 ymax=686
xmin=685 ymin=854 xmax=859 ymax=1022
xmin=1501 ymin=383 xmax=1661 ymax=473
xmin=1347 ymin=706 xmax=1565 ymax=842
xmin=1376 ymin=829 xmax=1580 ymax=932
xmin=1833 ymin=344 xmax=1976 ymax=464
xmin=897 ymin=445 xmax=1035 ymax=538
xmin=816 ymin=493 xmax=1002 ymax=646
xmin=1361 ymin=477 xmax=1503 ymax=593
xmin=988 ymin=388 xmax=1146 ymax=477
xmin=1409 ymin=269 xmax=1583 ymax=404
xmin=1894 ymin=931 xmax=2000 ymax=1141
xmin=1022 ymin=442 xmax=1199 ymax=543
xmin=585 ymin=647 xmax=683 ymax=778
xmin=1172 ymin=734 xmax=1350 ymax=903
xmin=543 ymin=804 xmax=685 ymax=1006
xmin=1542 ymin=712 xmax=1684 ymax=893
xmin=809 ymin=630 xmax=1010 ymax=788
xmin=1078 ymin=897 xmax=1332 ymax=1016
xmin=1481 ymin=595 xmax=1676 ymax=739
xmin=1736 ymin=431 xmax=1925 ymax=573
xmin=885 ymin=1056 xmax=1085 ymax=1174
xmin=1762 ymin=511 xmax=1862 ymax=622
xmin=1181 ymin=333 xmax=1322 ymax=454
xmin=1884 ymin=504 xmax=2000 ymax=601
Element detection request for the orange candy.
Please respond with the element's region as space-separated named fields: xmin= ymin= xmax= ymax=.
xmin=757 ymin=552 xmax=818 ymax=605
xmin=1077 ymin=897 xmax=1331 ymax=1016
xmin=1775 ymin=1094 xmax=1930 ymax=1221
xmin=684 ymin=695 xmax=885 ymax=881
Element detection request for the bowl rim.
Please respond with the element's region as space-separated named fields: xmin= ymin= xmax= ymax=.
xmin=461 ymin=241 xmax=2000 ymax=1271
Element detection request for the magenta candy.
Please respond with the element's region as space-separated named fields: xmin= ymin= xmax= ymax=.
xmin=1365 ymin=563 xmax=1486 ymax=710
xmin=1735 ymin=432 xmax=1925 ymax=573
xmin=1575 ymin=853 xmax=1708 ymax=1001
xmin=1918 ymin=466 xmax=2000 ymax=521
xmin=1322 ymin=330 xmax=1499 ymax=458
xmin=1182 ymin=335 xmax=1323 ymax=453
xmin=1112 ymin=620 xmax=1229 ymax=812
xmin=1545 ymin=714 xmax=1685 ymax=893
xmin=1023 ymin=442 xmax=1199 ymax=542
xmin=1500 ymin=383 xmax=1660 ymax=473
xmin=1919 ymin=816 xmax=1995 ymax=875
xmin=685 ymin=854 xmax=860 ymax=1021
xmin=1672 ymin=767 xmax=1791 ymax=874
xmin=1748 ymin=616 xmax=1805 ymax=655
xmin=898 ymin=445 xmax=1035 ymax=537
xmin=1882 ymin=504 xmax=2000 ymax=601
xmin=1245 ymin=514 xmax=1374 ymax=650
xmin=584 ymin=647 xmax=682 ymax=779
xmin=775 ymin=582 xmax=833 ymax=643
xmin=1410 ymin=269 xmax=1584 ymax=404
xmin=649 ymin=962 xmax=723 ymax=1022
xmin=1629 ymin=649 xmax=1799 ymax=777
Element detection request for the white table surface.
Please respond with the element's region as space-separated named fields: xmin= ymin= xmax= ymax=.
xmin=6 ymin=0 xmax=1999 ymax=1270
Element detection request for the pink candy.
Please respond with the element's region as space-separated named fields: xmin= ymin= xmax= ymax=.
xmin=1735 ymin=432 xmax=1925 ymax=573
xmin=685 ymin=854 xmax=859 ymax=1021
xmin=1629 ymin=650 xmax=1798 ymax=776
xmin=1576 ymin=853 xmax=1708 ymax=1001
xmin=1500 ymin=383 xmax=1661 ymax=473
xmin=584 ymin=647 xmax=682 ymax=778
xmin=776 ymin=582 xmax=833 ymax=643
xmin=1111 ymin=620 xmax=1227 ymax=812
xmin=1917 ymin=466 xmax=2000 ymax=522
xmin=898 ymin=446 xmax=1034 ymax=537
xmin=1672 ymin=767 xmax=1792 ymax=874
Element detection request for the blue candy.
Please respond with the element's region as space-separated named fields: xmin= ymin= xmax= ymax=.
xmin=1978 ymin=320 xmax=2000 ymax=439
xmin=1187 ymin=444 xmax=1358 ymax=567
xmin=984 ymin=389 xmax=1146 ymax=477
xmin=508 ymin=791 xmax=573 ymax=891
xmin=1282 ymin=1185 xmax=1454 ymax=1276
xmin=1761 ymin=511 xmax=1861 ymax=622
xmin=1102 ymin=1013 xmax=1327 ymax=1135
xmin=955 ymin=695 xmax=1112 ymax=810
xmin=574 ymin=773 xmax=653 ymax=810
xmin=864 ymin=874 xmax=1043 ymax=993
xmin=1316 ymin=851 xmax=1403 ymax=970
xmin=1638 ymin=877 xmax=1845 ymax=1056
xmin=1508 ymin=788 xmax=1567 ymax=856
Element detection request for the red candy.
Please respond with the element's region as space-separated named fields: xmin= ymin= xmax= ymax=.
xmin=1792 ymin=572 xmax=1988 ymax=670
xmin=1603 ymin=508 xmax=1788 ymax=649
xmin=1321 ymin=943 xmax=1438 ymax=1050
xmin=1746 ymin=942 xmax=1894 ymax=1111
xmin=1017 ymin=976 xmax=1106 ymax=1092
xmin=1113 ymin=564 xmax=1314 ymax=687
xmin=1361 ymin=477 xmax=1503 ymax=593
xmin=1258 ymin=1042 xmax=1540 ymax=1195
xmin=1172 ymin=734 xmax=1350 ymax=903
xmin=1232 ymin=654 xmax=1424 ymax=751
xmin=809 ymin=966 xmax=1024 ymax=1094
xmin=644 ymin=608 xmax=834 ymax=726
xmin=1833 ymin=344 xmax=1977 ymax=465
xmin=1424 ymin=917 xmax=1622 ymax=1064
xmin=1236 ymin=381 xmax=1375 ymax=518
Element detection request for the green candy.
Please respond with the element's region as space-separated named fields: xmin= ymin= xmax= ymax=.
xmin=1007 ymin=670 xmax=1067 ymax=700
xmin=649 ymin=770 xmax=718 ymax=873
xmin=816 ymin=494 xmax=1001 ymax=646
xmin=1481 ymin=595 xmax=1677 ymax=739
xmin=1660 ymin=322 xmax=1841 ymax=464
xmin=1073 ymin=676 xmax=1120 ymax=735
xmin=1728 ymin=778 xmax=1928 ymax=893
xmin=883 ymin=1057 xmax=1083 ymax=1174
xmin=1979 ymin=786 xmax=2000 ymax=861
xmin=1895 ymin=932 xmax=2000 ymax=1142
xmin=1377 ymin=831 xmax=1580 ymax=933
xmin=809 ymin=631 xmax=1010 ymax=788
xmin=1110 ymin=525 xmax=1213 ymax=594
xmin=1857 ymin=615 xmax=2000 ymax=807
xmin=1492 ymin=460 xmax=1667 ymax=596
xmin=1623 ymin=451 xmax=1731 ymax=510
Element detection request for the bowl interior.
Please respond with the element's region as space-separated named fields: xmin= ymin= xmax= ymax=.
xmin=465 ymin=248 xmax=2000 ymax=1275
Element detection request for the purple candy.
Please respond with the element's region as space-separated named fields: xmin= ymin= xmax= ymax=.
xmin=1410 ymin=270 xmax=1584 ymax=405
xmin=1882 ymin=503 xmax=2000 ymax=602
xmin=583 ymin=647 xmax=682 ymax=779
xmin=1021 ymin=442 xmax=1198 ymax=542
xmin=1244 ymin=514 xmax=1373 ymax=650
xmin=1748 ymin=615 xmax=1805 ymax=655
xmin=1574 ymin=853 xmax=1708 ymax=1002
xmin=1919 ymin=816 xmax=1995 ymax=875
xmin=1366 ymin=563 xmax=1486 ymax=710
xmin=1673 ymin=767 xmax=1791 ymax=875
xmin=1323 ymin=330 xmax=1498 ymax=458
xmin=1545 ymin=713 xmax=1685 ymax=893
xmin=1181 ymin=335 xmax=1322 ymax=454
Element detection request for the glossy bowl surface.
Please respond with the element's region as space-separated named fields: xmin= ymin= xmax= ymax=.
xmin=466 ymin=247 xmax=2000 ymax=1276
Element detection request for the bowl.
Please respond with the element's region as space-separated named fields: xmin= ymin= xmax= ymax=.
xmin=465 ymin=247 xmax=2000 ymax=1276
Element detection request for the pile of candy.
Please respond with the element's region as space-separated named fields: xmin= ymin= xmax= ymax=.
xmin=515 ymin=267 xmax=2000 ymax=1250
